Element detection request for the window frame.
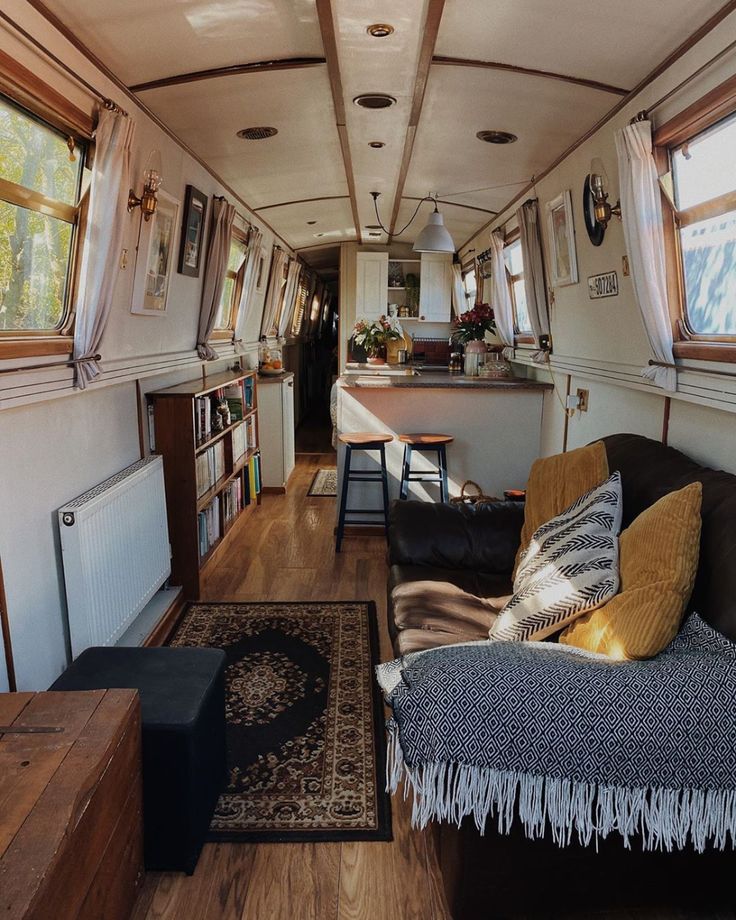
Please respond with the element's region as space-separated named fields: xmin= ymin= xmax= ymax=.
xmin=210 ymin=226 xmax=250 ymax=339
xmin=0 ymin=61 xmax=92 ymax=360
xmin=503 ymin=230 xmax=534 ymax=344
xmin=460 ymin=259 xmax=476 ymax=311
xmin=654 ymin=73 xmax=736 ymax=363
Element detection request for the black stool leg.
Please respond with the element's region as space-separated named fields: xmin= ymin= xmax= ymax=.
xmin=399 ymin=443 xmax=412 ymax=500
xmin=336 ymin=444 xmax=352 ymax=552
xmin=438 ymin=444 xmax=449 ymax=503
xmin=379 ymin=443 xmax=390 ymax=541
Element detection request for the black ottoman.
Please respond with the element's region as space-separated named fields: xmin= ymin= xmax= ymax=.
xmin=50 ymin=646 xmax=226 ymax=874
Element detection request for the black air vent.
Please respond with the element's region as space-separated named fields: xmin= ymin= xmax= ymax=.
xmin=353 ymin=94 xmax=396 ymax=109
xmin=476 ymin=130 xmax=517 ymax=145
xmin=237 ymin=126 xmax=278 ymax=140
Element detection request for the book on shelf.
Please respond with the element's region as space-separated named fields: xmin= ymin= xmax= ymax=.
xmin=232 ymin=422 xmax=248 ymax=464
xmin=196 ymin=440 xmax=226 ymax=497
xmin=222 ymin=477 xmax=243 ymax=524
xmin=224 ymin=382 xmax=245 ymax=422
xmin=198 ymin=496 xmax=221 ymax=557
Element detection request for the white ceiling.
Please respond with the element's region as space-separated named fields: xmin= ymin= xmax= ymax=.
xmin=37 ymin=0 xmax=730 ymax=266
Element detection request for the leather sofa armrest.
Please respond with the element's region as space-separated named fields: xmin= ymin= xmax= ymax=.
xmin=387 ymin=500 xmax=524 ymax=574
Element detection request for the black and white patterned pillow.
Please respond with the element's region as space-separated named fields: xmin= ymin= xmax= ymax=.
xmin=489 ymin=472 xmax=623 ymax=643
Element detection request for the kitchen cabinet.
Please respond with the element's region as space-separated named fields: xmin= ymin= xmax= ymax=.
xmin=418 ymin=252 xmax=453 ymax=322
xmin=355 ymin=251 xmax=388 ymax=320
xmin=259 ymin=373 xmax=296 ymax=492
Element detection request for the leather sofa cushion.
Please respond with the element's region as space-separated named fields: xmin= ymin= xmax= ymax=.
xmin=388 ymin=564 xmax=512 ymax=654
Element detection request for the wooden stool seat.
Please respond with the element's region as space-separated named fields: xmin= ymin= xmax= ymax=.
xmin=398 ymin=433 xmax=452 ymax=503
xmin=339 ymin=432 xmax=393 ymax=446
xmin=398 ymin=433 xmax=454 ymax=446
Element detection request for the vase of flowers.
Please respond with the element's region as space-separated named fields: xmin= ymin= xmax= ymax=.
xmin=451 ymin=303 xmax=496 ymax=376
xmin=352 ymin=316 xmax=403 ymax=365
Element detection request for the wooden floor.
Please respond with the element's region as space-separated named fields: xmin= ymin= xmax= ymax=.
xmin=131 ymin=452 xmax=451 ymax=920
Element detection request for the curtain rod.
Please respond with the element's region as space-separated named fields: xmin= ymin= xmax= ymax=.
xmin=640 ymin=34 xmax=736 ymax=120
xmin=648 ymin=358 xmax=736 ymax=381
xmin=0 ymin=353 xmax=101 ymax=375
xmin=0 ymin=9 xmax=128 ymax=116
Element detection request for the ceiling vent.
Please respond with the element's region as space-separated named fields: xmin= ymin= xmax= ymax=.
xmin=367 ymin=23 xmax=394 ymax=38
xmin=353 ymin=94 xmax=396 ymax=109
xmin=476 ymin=130 xmax=517 ymax=145
xmin=368 ymin=141 xmax=385 ymax=148
xmin=237 ymin=126 xmax=278 ymax=140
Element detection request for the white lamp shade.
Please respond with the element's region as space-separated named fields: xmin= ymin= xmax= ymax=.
xmin=412 ymin=210 xmax=455 ymax=253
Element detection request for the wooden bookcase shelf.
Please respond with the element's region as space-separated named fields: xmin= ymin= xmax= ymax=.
xmin=148 ymin=369 xmax=261 ymax=599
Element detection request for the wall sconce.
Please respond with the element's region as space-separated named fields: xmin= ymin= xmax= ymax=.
xmin=128 ymin=150 xmax=163 ymax=221
xmin=583 ymin=157 xmax=620 ymax=245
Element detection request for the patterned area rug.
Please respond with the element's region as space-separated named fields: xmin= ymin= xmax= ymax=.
xmin=170 ymin=601 xmax=391 ymax=842
xmin=308 ymin=467 xmax=338 ymax=497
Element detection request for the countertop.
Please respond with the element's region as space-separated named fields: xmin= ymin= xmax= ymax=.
xmin=339 ymin=371 xmax=552 ymax=391
xmin=257 ymin=371 xmax=295 ymax=384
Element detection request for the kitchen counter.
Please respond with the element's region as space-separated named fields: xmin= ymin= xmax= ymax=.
xmin=339 ymin=371 xmax=551 ymax=391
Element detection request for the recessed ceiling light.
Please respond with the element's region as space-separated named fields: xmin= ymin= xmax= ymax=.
xmin=368 ymin=141 xmax=385 ymax=149
xmin=307 ymin=220 xmax=317 ymax=225
xmin=353 ymin=93 xmax=396 ymax=109
xmin=236 ymin=126 xmax=278 ymax=140
xmin=314 ymin=232 xmax=325 ymax=238
xmin=367 ymin=23 xmax=394 ymax=38
xmin=476 ymin=130 xmax=518 ymax=145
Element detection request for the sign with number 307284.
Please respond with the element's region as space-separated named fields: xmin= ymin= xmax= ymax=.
xmin=588 ymin=271 xmax=619 ymax=299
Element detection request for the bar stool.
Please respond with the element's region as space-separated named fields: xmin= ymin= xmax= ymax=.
xmin=336 ymin=432 xmax=393 ymax=552
xmin=398 ymin=433 xmax=454 ymax=503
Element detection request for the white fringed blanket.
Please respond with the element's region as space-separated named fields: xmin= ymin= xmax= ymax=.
xmin=376 ymin=615 xmax=736 ymax=852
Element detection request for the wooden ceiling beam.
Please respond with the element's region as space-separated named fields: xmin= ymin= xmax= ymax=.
xmin=388 ymin=0 xmax=446 ymax=237
xmin=130 ymin=58 xmax=326 ymax=93
xmin=431 ymin=56 xmax=629 ymax=96
xmin=315 ymin=0 xmax=362 ymax=242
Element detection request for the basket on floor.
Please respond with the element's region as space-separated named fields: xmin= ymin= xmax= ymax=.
xmin=451 ymin=480 xmax=500 ymax=505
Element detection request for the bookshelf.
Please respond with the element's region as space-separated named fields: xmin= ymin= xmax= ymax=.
xmin=148 ymin=369 xmax=262 ymax=599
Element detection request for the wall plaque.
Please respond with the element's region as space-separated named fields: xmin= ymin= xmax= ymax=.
xmin=588 ymin=271 xmax=619 ymax=299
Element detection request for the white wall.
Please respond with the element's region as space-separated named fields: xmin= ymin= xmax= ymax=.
xmin=0 ymin=2 xmax=289 ymax=688
xmin=460 ymin=10 xmax=736 ymax=475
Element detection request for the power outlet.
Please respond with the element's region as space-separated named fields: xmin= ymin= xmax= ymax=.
xmin=576 ymin=388 xmax=589 ymax=412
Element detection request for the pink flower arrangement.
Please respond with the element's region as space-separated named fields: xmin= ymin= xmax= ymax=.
xmin=352 ymin=315 xmax=403 ymax=354
xmin=452 ymin=303 xmax=495 ymax=344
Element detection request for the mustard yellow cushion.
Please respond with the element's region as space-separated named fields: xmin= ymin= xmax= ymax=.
xmin=516 ymin=441 xmax=609 ymax=574
xmin=560 ymin=481 xmax=702 ymax=660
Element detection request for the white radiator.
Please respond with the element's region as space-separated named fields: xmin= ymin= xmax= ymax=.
xmin=59 ymin=456 xmax=171 ymax=658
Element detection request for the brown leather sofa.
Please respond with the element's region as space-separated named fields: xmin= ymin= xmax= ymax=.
xmin=387 ymin=432 xmax=736 ymax=655
xmin=386 ymin=432 xmax=736 ymax=917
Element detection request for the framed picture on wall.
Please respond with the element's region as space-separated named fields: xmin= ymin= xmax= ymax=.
xmin=131 ymin=190 xmax=180 ymax=315
xmin=177 ymin=185 xmax=207 ymax=277
xmin=546 ymin=190 xmax=578 ymax=286
xmin=255 ymin=245 xmax=269 ymax=293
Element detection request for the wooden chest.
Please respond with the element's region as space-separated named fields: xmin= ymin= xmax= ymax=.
xmin=0 ymin=689 xmax=144 ymax=920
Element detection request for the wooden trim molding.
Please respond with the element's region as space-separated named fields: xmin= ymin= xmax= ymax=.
xmin=130 ymin=57 xmax=326 ymax=93
xmin=142 ymin=589 xmax=186 ymax=647
xmin=432 ymin=56 xmax=630 ymax=96
xmin=0 ymin=336 xmax=74 ymax=360
xmin=0 ymin=47 xmax=93 ymax=137
xmin=389 ymin=0 xmax=445 ymax=236
xmin=653 ymin=71 xmax=736 ymax=147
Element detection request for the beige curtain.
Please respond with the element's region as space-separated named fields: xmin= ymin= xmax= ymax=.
xmin=233 ymin=225 xmax=263 ymax=353
xmin=516 ymin=199 xmax=550 ymax=363
xmin=260 ymin=247 xmax=288 ymax=335
xmin=450 ymin=262 xmax=465 ymax=317
xmin=278 ymin=259 xmax=302 ymax=337
xmin=73 ymin=107 xmax=135 ymax=388
xmin=489 ymin=230 xmax=515 ymax=358
xmin=615 ymin=120 xmax=676 ymax=391
xmin=197 ymin=197 xmax=236 ymax=359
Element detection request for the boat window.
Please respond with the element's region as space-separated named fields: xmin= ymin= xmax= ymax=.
xmin=671 ymin=111 xmax=736 ymax=338
xmin=0 ymin=94 xmax=84 ymax=335
xmin=213 ymin=228 xmax=248 ymax=330
xmin=291 ymin=273 xmax=310 ymax=337
xmin=504 ymin=237 xmax=532 ymax=334
xmin=462 ymin=268 xmax=476 ymax=308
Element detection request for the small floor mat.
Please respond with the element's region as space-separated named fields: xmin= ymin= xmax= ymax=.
xmin=308 ymin=467 xmax=338 ymax=497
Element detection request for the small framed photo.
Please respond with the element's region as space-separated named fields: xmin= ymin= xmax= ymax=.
xmin=132 ymin=189 xmax=180 ymax=315
xmin=546 ymin=190 xmax=578 ymax=287
xmin=255 ymin=245 xmax=269 ymax=293
xmin=178 ymin=185 xmax=208 ymax=277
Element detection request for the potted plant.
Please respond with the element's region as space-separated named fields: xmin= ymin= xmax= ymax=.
xmin=352 ymin=316 xmax=403 ymax=365
xmin=451 ymin=303 xmax=497 ymax=376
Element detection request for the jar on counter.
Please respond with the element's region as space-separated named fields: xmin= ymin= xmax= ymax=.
xmin=449 ymin=352 xmax=463 ymax=374
xmin=463 ymin=340 xmax=487 ymax=377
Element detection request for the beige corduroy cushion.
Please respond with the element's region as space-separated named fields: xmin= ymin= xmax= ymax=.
xmin=515 ymin=441 xmax=609 ymax=576
xmin=560 ymin=481 xmax=703 ymax=660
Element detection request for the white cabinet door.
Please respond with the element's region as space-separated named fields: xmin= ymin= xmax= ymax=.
xmin=418 ymin=253 xmax=453 ymax=322
xmin=355 ymin=252 xmax=389 ymax=320
xmin=282 ymin=377 xmax=295 ymax=483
